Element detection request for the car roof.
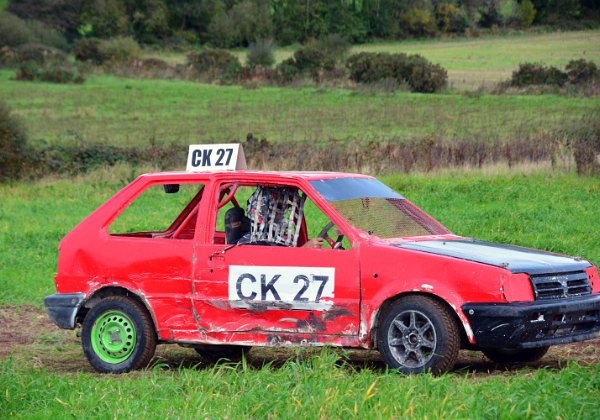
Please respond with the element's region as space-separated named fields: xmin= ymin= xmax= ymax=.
xmin=137 ymin=170 xmax=375 ymax=182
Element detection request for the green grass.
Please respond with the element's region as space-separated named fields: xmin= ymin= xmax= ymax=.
xmin=1 ymin=166 xmax=598 ymax=306
xmin=1 ymin=70 xmax=598 ymax=148
xmin=1 ymin=351 xmax=599 ymax=418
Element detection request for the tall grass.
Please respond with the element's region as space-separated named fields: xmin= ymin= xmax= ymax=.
xmin=1 ymin=351 xmax=599 ymax=418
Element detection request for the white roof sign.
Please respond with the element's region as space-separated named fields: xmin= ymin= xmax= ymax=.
xmin=186 ymin=143 xmax=247 ymax=172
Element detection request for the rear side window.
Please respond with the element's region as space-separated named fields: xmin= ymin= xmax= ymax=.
xmin=108 ymin=183 xmax=204 ymax=239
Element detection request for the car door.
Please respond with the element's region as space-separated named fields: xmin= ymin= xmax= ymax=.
xmin=192 ymin=180 xmax=361 ymax=340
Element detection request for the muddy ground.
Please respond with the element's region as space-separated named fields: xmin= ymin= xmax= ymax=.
xmin=2 ymin=306 xmax=599 ymax=375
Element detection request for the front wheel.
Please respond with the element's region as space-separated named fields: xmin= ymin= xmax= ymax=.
xmin=378 ymin=296 xmax=460 ymax=374
xmin=81 ymin=296 xmax=157 ymax=373
xmin=482 ymin=346 xmax=549 ymax=363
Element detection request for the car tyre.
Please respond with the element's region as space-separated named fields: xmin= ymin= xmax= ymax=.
xmin=81 ymin=296 xmax=157 ymax=373
xmin=194 ymin=345 xmax=250 ymax=362
xmin=378 ymin=295 xmax=460 ymax=374
xmin=482 ymin=346 xmax=549 ymax=363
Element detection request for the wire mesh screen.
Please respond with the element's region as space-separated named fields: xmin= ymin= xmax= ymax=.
xmin=331 ymin=198 xmax=450 ymax=239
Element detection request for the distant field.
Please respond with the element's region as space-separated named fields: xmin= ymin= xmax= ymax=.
xmin=353 ymin=31 xmax=600 ymax=89
xmin=150 ymin=30 xmax=600 ymax=90
xmin=1 ymin=70 xmax=598 ymax=148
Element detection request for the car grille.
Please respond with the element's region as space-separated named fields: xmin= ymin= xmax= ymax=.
xmin=530 ymin=271 xmax=592 ymax=300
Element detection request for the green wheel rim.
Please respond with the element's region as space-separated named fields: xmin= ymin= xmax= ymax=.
xmin=91 ymin=310 xmax=136 ymax=364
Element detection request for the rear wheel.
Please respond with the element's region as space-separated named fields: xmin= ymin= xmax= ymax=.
xmin=482 ymin=346 xmax=549 ymax=363
xmin=194 ymin=345 xmax=250 ymax=362
xmin=378 ymin=296 xmax=460 ymax=374
xmin=81 ymin=296 xmax=156 ymax=373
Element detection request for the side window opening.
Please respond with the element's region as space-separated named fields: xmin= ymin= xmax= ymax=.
xmin=213 ymin=183 xmax=350 ymax=249
xmin=108 ymin=183 xmax=204 ymax=239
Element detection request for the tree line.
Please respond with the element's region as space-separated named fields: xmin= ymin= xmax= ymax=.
xmin=4 ymin=0 xmax=600 ymax=48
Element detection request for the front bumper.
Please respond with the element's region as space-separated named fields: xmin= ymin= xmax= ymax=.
xmin=44 ymin=293 xmax=85 ymax=329
xmin=463 ymin=294 xmax=600 ymax=349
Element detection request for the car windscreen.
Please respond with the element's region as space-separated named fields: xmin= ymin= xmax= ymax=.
xmin=310 ymin=178 xmax=450 ymax=238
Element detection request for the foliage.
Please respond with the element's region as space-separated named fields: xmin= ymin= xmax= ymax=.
xmin=346 ymin=52 xmax=447 ymax=93
xmin=15 ymin=60 xmax=85 ymax=84
xmin=0 ymin=100 xmax=27 ymax=182
xmin=207 ymin=0 xmax=272 ymax=48
xmin=435 ymin=3 xmax=469 ymax=33
xmin=399 ymin=7 xmax=437 ymax=37
xmin=6 ymin=0 xmax=83 ymax=39
xmin=275 ymin=35 xmax=351 ymax=80
xmin=565 ymin=58 xmax=599 ymax=84
xmin=566 ymin=111 xmax=600 ymax=176
xmin=516 ymin=0 xmax=537 ymax=28
xmin=11 ymin=43 xmax=66 ymax=65
xmin=0 ymin=11 xmax=67 ymax=50
xmin=274 ymin=57 xmax=300 ymax=82
xmin=510 ymin=63 xmax=568 ymax=87
xmin=247 ymin=38 xmax=275 ymax=69
xmin=187 ymin=48 xmax=242 ymax=81
xmin=478 ymin=0 xmax=503 ymax=28
xmin=0 ymin=12 xmax=31 ymax=47
xmin=98 ymin=36 xmax=141 ymax=64
xmin=72 ymin=38 xmax=103 ymax=64
xmin=72 ymin=36 xmax=141 ymax=65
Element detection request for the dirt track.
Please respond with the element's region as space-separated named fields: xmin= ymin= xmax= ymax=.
xmin=2 ymin=306 xmax=599 ymax=375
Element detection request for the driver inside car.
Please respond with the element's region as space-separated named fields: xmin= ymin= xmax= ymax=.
xmin=225 ymin=186 xmax=324 ymax=248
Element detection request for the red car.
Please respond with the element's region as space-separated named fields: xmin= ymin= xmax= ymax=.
xmin=45 ymin=170 xmax=600 ymax=374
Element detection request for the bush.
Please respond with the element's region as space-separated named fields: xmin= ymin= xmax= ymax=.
xmin=510 ymin=63 xmax=568 ymax=87
xmin=316 ymin=34 xmax=351 ymax=65
xmin=410 ymin=61 xmax=448 ymax=93
xmin=187 ymin=48 xmax=242 ymax=82
xmin=283 ymin=35 xmax=351 ymax=79
xmin=275 ymin=57 xmax=300 ymax=83
xmin=516 ymin=0 xmax=536 ymax=28
xmin=73 ymin=37 xmax=141 ymax=65
xmin=13 ymin=43 xmax=66 ymax=65
xmin=98 ymin=36 xmax=141 ymax=64
xmin=399 ymin=8 xmax=437 ymax=37
xmin=0 ymin=12 xmax=35 ymax=47
xmin=569 ymin=112 xmax=600 ymax=176
xmin=346 ymin=52 xmax=447 ymax=93
xmin=73 ymin=38 xmax=103 ymax=64
xmin=15 ymin=60 xmax=85 ymax=84
xmin=247 ymin=38 xmax=275 ymax=69
xmin=0 ymin=12 xmax=67 ymax=50
xmin=0 ymin=101 xmax=28 ymax=182
xmin=293 ymin=43 xmax=331 ymax=72
xmin=566 ymin=59 xmax=599 ymax=85
xmin=435 ymin=3 xmax=468 ymax=33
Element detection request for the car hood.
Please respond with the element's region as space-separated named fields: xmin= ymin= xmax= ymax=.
xmin=394 ymin=238 xmax=591 ymax=275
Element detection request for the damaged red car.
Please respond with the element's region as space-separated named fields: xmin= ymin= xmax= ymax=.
xmin=45 ymin=170 xmax=600 ymax=374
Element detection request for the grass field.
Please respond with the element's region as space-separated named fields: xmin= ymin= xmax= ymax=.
xmin=2 ymin=28 xmax=600 ymax=417
xmin=2 ymin=352 xmax=599 ymax=418
xmin=1 ymin=70 xmax=598 ymax=149
xmin=1 ymin=166 xmax=598 ymax=305
xmin=151 ymin=30 xmax=600 ymax=90
xmin=1 ymin=167 xmax=600 ymax=417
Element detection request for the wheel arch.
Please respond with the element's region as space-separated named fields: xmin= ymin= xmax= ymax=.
xmin=76 ymin=286 xmax=157 ymax=332
xmin=370 ymin=291 xmax=470 ymax=350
